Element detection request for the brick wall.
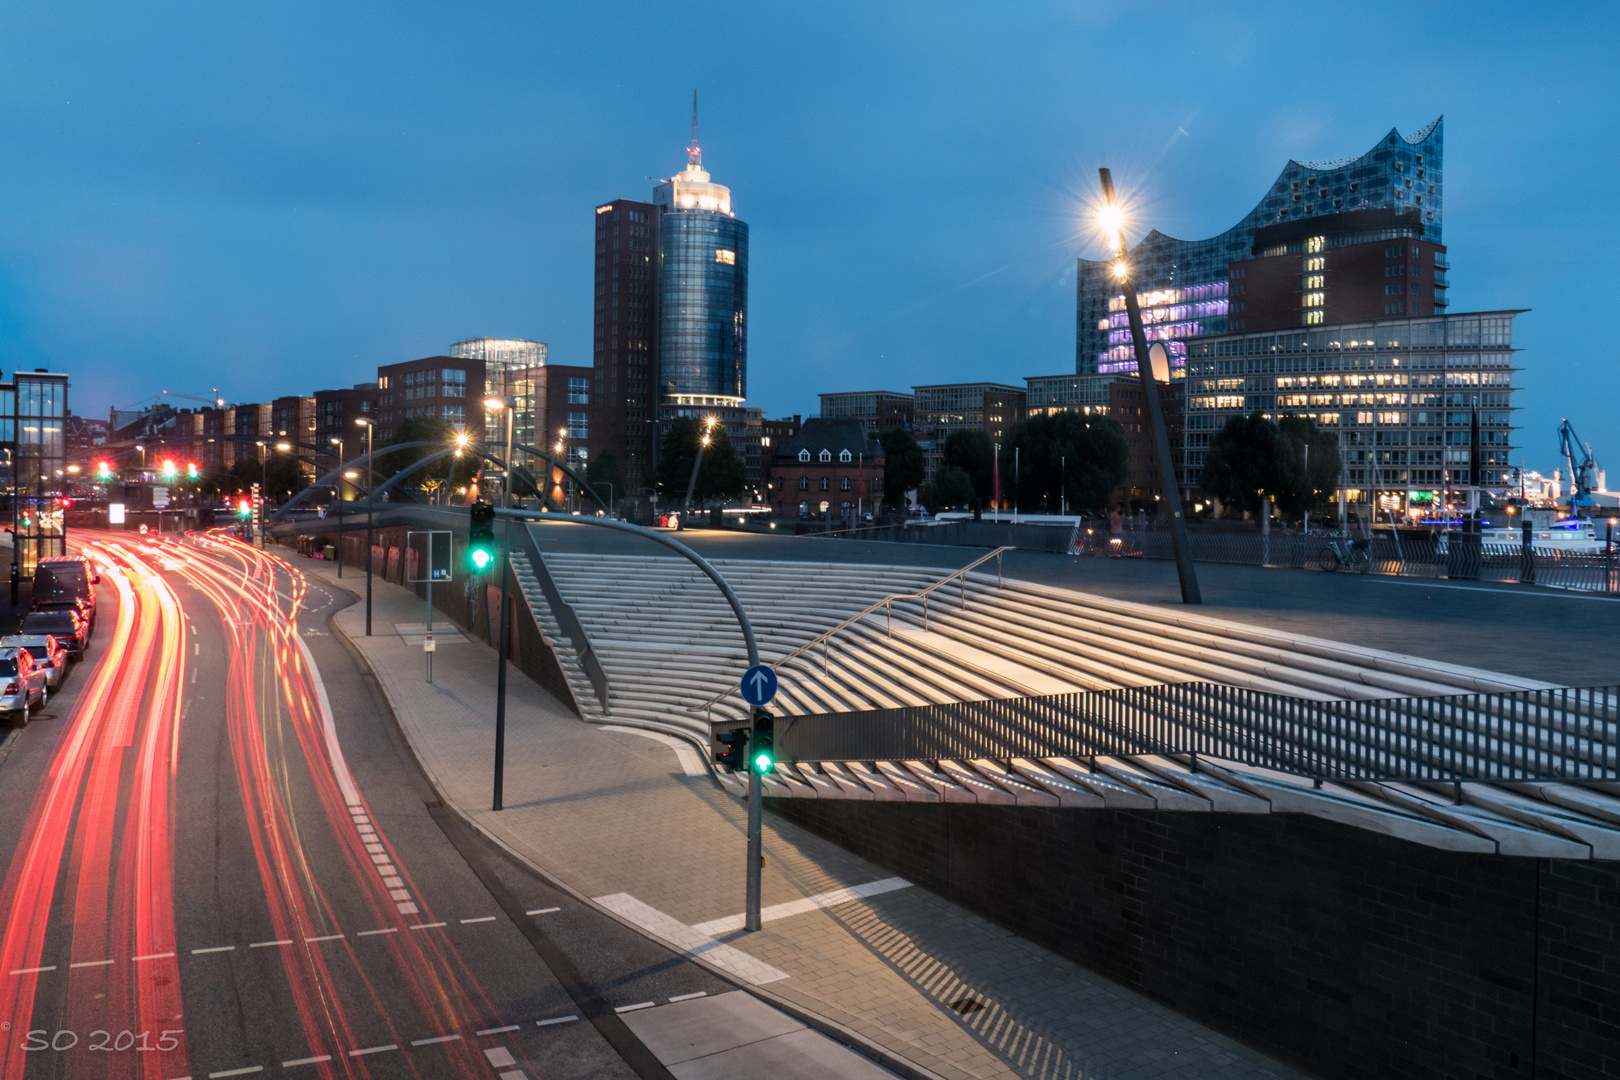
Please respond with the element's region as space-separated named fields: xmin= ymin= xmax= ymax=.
xmin=766 ymin=799 xmax=1618 ymax=1080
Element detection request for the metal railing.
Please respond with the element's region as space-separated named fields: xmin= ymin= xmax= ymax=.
xmin=776 ymin=681 xmax=1619 ymax=784
xmin=513 ymin=537 xmax=611 ymax=712
xmin=692 ymin=547 xmax=1013 ymax=717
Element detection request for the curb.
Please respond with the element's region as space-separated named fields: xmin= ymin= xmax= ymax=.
xmin=314 ymin=564 xmax=949 ymax=1080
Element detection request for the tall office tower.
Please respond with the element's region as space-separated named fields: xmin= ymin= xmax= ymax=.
xmin=1076 ymin=118 xmax=1443 ymax=375
xmin=653 ymin=96 xmax=749 ymax=409
xmin=591 ymin=198 xmax=660 ymax=495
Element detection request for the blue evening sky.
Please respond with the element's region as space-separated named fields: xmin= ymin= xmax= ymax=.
xmin=1 ymin=2 xmax=1613 ymax=474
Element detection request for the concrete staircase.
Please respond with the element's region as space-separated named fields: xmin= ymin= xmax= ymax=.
xmin=511 ymin=549 xmax=1620 ymax=860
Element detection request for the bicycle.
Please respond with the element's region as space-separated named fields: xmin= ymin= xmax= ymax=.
xmin=1316 ymin=537 xmax=1370 ymax=574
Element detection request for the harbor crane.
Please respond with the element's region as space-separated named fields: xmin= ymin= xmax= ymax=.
xmin=1557 ymin=418 xmax=1599 ymax=515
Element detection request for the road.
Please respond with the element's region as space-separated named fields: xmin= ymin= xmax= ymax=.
xmin=0 ymin=531 xmax=734 ymax=1080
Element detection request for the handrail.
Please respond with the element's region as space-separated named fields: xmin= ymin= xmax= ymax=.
xmin=691 ymin=546 xmax=1013 ymax=716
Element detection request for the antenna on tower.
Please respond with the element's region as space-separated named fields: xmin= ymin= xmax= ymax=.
xmin=688 ymin=89 xmax=702 ymax=169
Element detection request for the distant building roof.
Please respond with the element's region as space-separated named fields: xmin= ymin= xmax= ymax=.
xmin=774 ymin=418 xmax=883 ymax=462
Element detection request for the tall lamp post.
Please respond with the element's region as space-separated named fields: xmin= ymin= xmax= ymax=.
xmin=356 ymin=418 xmax=375 ymax=635
xmin=331 ymin=437 xmax=345 ymax=578
xmin=485 ymin=395 xmax=515 ymax=812
xmin=1097 ymin=168 xmax=1202 ymax=604
xmin=255 ymin=441 xmax=269 ymax=548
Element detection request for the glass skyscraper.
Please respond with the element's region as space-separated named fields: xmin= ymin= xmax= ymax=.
xmin=1078 ymin=117 xmax=1443 ymax=375
xmin=653 ymin=114 xmax=749 ymax=402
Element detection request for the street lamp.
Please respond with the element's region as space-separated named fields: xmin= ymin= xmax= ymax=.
xmin=356 ymin=418 xmax=375 ymax=635
xmin=483 ymin=396 xmax=516 ymax=812
xmin=256 ymin=441 xmax=270 ymax=547
xmin=331 ymin=437 xmax=346 ymax=577
xmin=1096 ymin=168 xmax=1201 ymax=604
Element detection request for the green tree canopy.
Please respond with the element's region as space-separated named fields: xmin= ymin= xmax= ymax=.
xmin=373 ymin=415 xmax=480 ymax=495
xmin=1201 ymin=412 xmax=1292 ymax=515
xmin=586 ymin=452 xmax=627 ymax=506
xmin=225 ymin=455 xmax=308 ymax=502
xmin=943 ymin=428 xmax=996 ymax=506
xmin=654 ymin=416 xmax=748 ymax=505
xmin=920 ymin=464 xmax=975 ymax=511
xmin=1275 ymin=414 xmax=1341 ymax=518
xmin=998 ymin=412 xmax=1129 ymax=514
xmin=879 ymin=427 xmax=925 ymax=507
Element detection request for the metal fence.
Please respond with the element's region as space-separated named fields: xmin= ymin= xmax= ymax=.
xmin=777 ymin=681 xmax=1620 ymax=783
xmin=1072 ymin=527 xmax=1620 ymax=593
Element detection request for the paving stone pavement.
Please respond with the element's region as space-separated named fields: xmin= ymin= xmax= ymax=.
xmin=303 ymin=557 xmax=1307 ymax=1080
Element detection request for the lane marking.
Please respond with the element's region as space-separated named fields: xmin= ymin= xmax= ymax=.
xmin=593 ymin=894 xmax=790 ymax=986
xmin=249 ymin=939 xmax=292 ymax=948
xmin=668 ymin=991 xmax=708 ymax=1002
xmin=281 ymin=1056 xmax=332 ymax=1067
xmin=9 ymin=966 xmax=54 ymax=975
xmin=357 ymin=928 xmax=397 ymax=937
xmin=484 ymin=1048 xmax=517 ymax=1068
xmin=410 ymin=1034 xmax=461 ymax=1047
xmin=460 ymin=916 xmax=497 ymax=924
xmin=69 ymin=959 xmax=115 ymax=969
xmin=536 ymin=1015 xmax=579 ymax=1027
xmin=304 ymin=934 xmax=344 ymax=943
xmin=192 ymin=945 xmax=235 ymax=954
xmin=193 ymin=642 xmax=199 ymax=656
xmin=526 ymin=907 xmax=560 ymax=916
xmin=132 ymin=952 xmax=176 ymax=962
xmin=348 ymin=1044 xmax=398 ymax=1057
xmin=691 ymin=876 xmax=912 ymax=937
xmin=497 ymin=1072 xmax=528 ymax=1080
xmin=475 ymin=1025 xmax=521 ymax=1036
xmin=409 ymin=922 xmax=447 ymax=930
xmin=613 ymin=1002 xmax=655 ymax=1013
xmin=209 ymin=1069 xmax=264 ymax=1078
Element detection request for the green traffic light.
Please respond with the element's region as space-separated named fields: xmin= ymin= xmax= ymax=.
xmin=753 ymin=751 xmax=773 ymax=773
xmin=469 ymin=547 xmax=493 ymax=570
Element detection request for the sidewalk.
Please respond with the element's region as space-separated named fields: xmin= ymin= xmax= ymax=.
xmin=304 ymin=556 xmax=1304 ymax=1080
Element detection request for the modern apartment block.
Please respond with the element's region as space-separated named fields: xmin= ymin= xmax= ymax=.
xmin=591 ymin=199 xmax=659 ymax=494
xmin=314 ymin=384 xmax=379 ymax=467
xmin=1078 ymin=118 xmax=1444 ymax=376
xmin=912 ymin=382 xmax=1024 ymax=480
xmin=1183 ymin=310 xmax=1520 ymax=509
xmin=818 ymin=390 xmax=914 ymax=434
xmin=375 ymin=356 xmax=482 ymax=443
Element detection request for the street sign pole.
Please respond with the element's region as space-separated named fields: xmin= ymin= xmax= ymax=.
xmin=407 ymin=530 xmax=453 ymax=685
xmin=739 ymin=663 xmax=778 ymax=932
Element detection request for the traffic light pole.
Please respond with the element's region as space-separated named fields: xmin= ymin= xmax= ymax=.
xmin=493 ymin=408 xmax=515 ymax=813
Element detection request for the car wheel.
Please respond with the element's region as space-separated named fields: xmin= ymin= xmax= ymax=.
xmin=38 ymin=685 xmax=47 ymax=710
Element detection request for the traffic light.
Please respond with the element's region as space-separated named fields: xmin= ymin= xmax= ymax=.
xmin=186 ymin=462 xmax=199 ymax=480
xmin=714 ymin=728 xmax=748 ymax=772
xmin=467 ymin=501 xmax=496 ymax=571
xmin=95 ymin=461 xmax=112 ymax=481
xmin=160 ymin=459 xmax=177 ymax=481
xmin=237 ymin=499 xmax=252 ymax=519
xmin=751 ymin=710 xmax=775 ymax=774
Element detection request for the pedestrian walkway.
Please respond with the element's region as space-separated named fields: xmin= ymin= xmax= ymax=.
xmin=302 ymin=557 xmax=1304 ymax=1080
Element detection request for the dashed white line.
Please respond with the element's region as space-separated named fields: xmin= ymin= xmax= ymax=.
xmin=209 ymin=1068 xmax=264 ymax=1078
xmin=69 ymin=959 xmax=115 ymax=969
xmin=668 ymin=991 xmax=708 ymax=1002
xmin=484 ymin=1048 xmax=517 ymax=1068
xmin=249 ymin=939 xmax=292 ymax=949
xmin=192 ymin=945 xmax=235 ymax=954
xmin=409 ymin=922 xmax=447 ymax=930
xmin=280 ymin=1055 xmax=332 ymax=1067
xmin=348 ymin=1044 xmax=398 ymax=1057
xmin=409 ymin=1034 xmax=462 ymax=1047
xmin=304 ymin=934 xmax=344 ymax=944
xmin=613 ymin=1002 xmax=655 ymax=1013
xmin=475 ymin=1025 xmax=521 ymax=1036
xmin=459 ymin=916 xmax=497 ymax=924
xmin=356 ymin=928 xmax=398 ymax=937
xmin=535 ymin=1015 xmax=579 ymax=1027
xmin=526 ymin=907 xmax=561 ymax=916
xmin=9 ymin=965 xmax=54 ymax=975
xmin=132 ymin=952 xmax=175 ymax=962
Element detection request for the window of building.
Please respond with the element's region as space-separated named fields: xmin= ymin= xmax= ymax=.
xmin=1304 ymin=274 xmax=1324 ymax=290
xmin=819 ymin=476 xmax=829 ymax=491
xmin=798 ymin=449 xmax=810 ymax=462
xmin=1305 ymin=236 xmax=1326 ymax=253
xmin=442 ymin=369 xmax=466 ymax=397
xmin=819 ymin=449 xmax=832 ymax=462
xmin=715 ymin=249 xmax=736 ymax=265
xmin=441 ymin=405 xmax=465 ymax=423
xmin=839 ymin=449 xmax=852 ymax=462
xmin=839 ymin=477 xmax=852 ymax=491
xmin=567 ymin=377 xmax=588 ymax=404
xmin=567 ymin=411 xmax=588 ymax=438
xmin=798 ymin=476 xmax=808 ymax=491
xmin=1305 ymin=257 xmax=1325 ymax=272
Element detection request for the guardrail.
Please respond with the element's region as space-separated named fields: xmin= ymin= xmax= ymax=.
xmin=514 ymin=530 xmax=611 ymax=712
xmin=692 ymin=547 xmax=1013 ymax=717
xmin=777 ymin=681 xmax=1620 ymax=784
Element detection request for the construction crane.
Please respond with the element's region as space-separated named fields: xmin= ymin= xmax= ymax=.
xmin=1557 ymin=418 xmax=1599 ymax=515
xmin=162 ymin=388 xmax=227 ymax=408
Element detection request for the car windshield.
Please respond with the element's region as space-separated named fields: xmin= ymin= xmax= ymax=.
xmin=21 ymin=615 xmax=73 ymax=630
xmin=0 ymin=658 xmax=16 ymax=676
xmin=20 ymin=647 xmax=46 ymax=660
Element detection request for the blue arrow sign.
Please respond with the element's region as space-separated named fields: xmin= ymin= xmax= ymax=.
xmin=740 ymin=663 xmax=777 ymax=708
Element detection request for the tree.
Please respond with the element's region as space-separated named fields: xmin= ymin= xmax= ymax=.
xmin=1275 ymin=415 xmax=1341 ymax=519
xmin=226 ymin=455 xmax=307 ymax=502
xmin=374 ymin=415 xmax=479 ymax=495
xmin=920 ymin=465 xmax=974 ymax=511
xmin=654 ymin=416 xmax=748 ymax=505
xmin=586 ymin=453 xmax=627 ymax=508
xmin=998 ymin=412 xmax=1128 ymax=514
xmin=944 ymin=428 xmax=995 ymax=507
xmin=1201 ymin=412 xmax=1291 ymax=516
xmin=879 ymin=427 xmax=925 ymax=507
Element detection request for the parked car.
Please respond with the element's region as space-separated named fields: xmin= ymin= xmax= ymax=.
xmin=0 ymin=647 xmax=48 ymax=726
xmin=0 ymin=635 xmax=67 ymax=689
xmin=32 ymin=595 xmax=93 ymax=630
xmin=18 ymin=611 xmax=88 ymax=660
xmin=33 ymin=556 xmax=99 ymax=628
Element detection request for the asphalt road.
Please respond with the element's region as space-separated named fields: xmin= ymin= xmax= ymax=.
xmin=0 ymin=531 xmax=734 ymax=1080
